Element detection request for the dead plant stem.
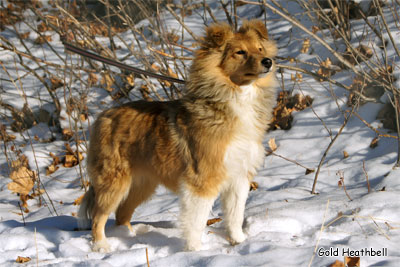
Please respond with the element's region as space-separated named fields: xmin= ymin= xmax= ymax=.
xmin=311 ymin=105 xmax=357 ymax=194
xmin=362 ymin=161 xmax=371 ymax=193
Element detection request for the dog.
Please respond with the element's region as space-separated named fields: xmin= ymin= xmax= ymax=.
xmin=78 ymin=19 xmax=278 ymax=252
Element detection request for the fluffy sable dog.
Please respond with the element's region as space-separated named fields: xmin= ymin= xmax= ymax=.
xmin=79 ymin=19 xmax=278 ymax=252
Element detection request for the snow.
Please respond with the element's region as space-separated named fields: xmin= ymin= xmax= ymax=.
xmin=1 ymin=0 xmax=400 ymax=266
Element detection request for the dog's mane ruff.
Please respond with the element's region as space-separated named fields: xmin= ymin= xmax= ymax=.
xmin=184 ymin=49 xmax=237 ymax=102
xmin=182 ymin=22 xmax=238 ymax=102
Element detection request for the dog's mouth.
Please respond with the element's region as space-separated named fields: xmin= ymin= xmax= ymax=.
xmin=244 ymin=70 xmax=269 ymax=77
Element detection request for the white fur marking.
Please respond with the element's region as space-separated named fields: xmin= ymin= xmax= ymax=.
xmin=180 ymin=184 xmax=216 ymax=251
xmin=221 ymin=81 xmax=266 ymax=244
xmin=225 ymin=81 xmax=265 ymax=177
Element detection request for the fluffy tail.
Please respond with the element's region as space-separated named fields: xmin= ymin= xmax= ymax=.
xmin=78 ymin=186 xmax=95 ymax=230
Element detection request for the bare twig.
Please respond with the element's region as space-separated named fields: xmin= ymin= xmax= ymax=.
xmin=266 ymin=149 xmax=314 ymax=174
xmin=18 ymin=202 xmax=26 ymax=226
xmin=308 ymin=199 xmax=330 ymax=267
xmin=146 ymin=247 xmax=150 ymax=267
xmin=337 ymin=171 xmax=352 ymax=201
xmin=166 ymin=4 xmax=201 ymax=42
xmin=362 ymin=161 xmax=371 ymax=193
xmin=351 ymin=111 xmax=398 ymax=139
xmin=311 ymin=106 xmax=357 ymax=194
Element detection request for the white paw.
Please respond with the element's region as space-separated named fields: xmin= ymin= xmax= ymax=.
xmin=229 ymin=229 xmax=246 ymax=245
xmin=92 ymin=239 xmax=111 ymax=253
xmin=185 ymin=240 xmax=202 ymax=251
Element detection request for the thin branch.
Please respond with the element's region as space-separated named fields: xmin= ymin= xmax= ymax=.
xmin=266 ymin=149 xmax=315 ymax=174
xmin=362 ymin=161 xmax=371 ymax=193
xmin=311 ymin=105 xmax=357 ymax=194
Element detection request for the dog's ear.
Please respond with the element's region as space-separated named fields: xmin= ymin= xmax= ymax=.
xmin=203 ymin=23 xmax=233 ymax=48
xmin=239 ymin=20 xmax=269 ymax=40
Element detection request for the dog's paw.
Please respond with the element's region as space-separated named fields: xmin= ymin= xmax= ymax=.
xmin=229 ymin=230 xmax=246 ymax=245
xmin=185 ymin=240 xmax=202 ymax=251
xmin=92 ymin=239 xmax=111 ymax=253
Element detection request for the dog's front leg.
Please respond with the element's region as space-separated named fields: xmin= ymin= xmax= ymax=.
xmin=221 ymin=175 xmax=250 ymax=245
xmin=179 ymin=185 xmax=216 ymax=251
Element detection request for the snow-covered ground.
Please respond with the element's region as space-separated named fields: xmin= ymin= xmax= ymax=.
xmin=1 ymin=1 xmax=399 ymax=266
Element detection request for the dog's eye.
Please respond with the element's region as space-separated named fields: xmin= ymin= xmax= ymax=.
xmin=259 ymin=47 xmax=263 ymax=51
xmin=236 ymin=50 xmax=246 ymax=55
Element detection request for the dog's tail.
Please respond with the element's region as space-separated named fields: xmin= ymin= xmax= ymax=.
xmin=78 ymin=186 xmax=95 ymax=230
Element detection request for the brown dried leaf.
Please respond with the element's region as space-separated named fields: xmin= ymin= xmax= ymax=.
xmin=0 ymin=5 xmax=22 ymax=29
xmin=300 ymin=38 xmax=310 ymax=53
xmin=296 ymin=73 xmax=303 ymax=82
xmin=11 ymin=155 xmax=29 ymax=168
xmin=370 ymin=137 xmax=379 ymax=149
xmin=345 ymin=256 xmax=360 ymax=267
xmin=269 ymin=91 xmax=314 ymax=131
xmin=343 ymin=44 xmax=373 ymax=66
xmin=34 ymin=35 xmax=52 ymax=45
xmin=73 ymin=194 xmax=85 ymax=205
xmin=8 ymin=167 xmax=35 ymax=195
xmin=293 ymin=94 xmax=313 ymax=110
xmin=101 ymin=73 xmax=114 ymax=92
xmin=65 ymin=143 xmax=75 ymax=155
xmin=46 ymin=164 xmax=59 ymax=176
xmin=151 ymin=63 xmax=160 ymax=72
xmin=140 ymin=85 xmax=153 ymax=101
xmin=268 ymin=138 xmax=277 ymax=152
xmin=343 ymin=150 xmax=349 ymax=159
xmin=62 ymin=128 xmax=74 ymax=141
xmin=312 ymin=26 xmax=320 ymax=34
xmin=63 ymin=144 xmax=84 ymax=168
xmin=305 ymin=168 xmax=315 ymax=175
xmin=16 ymin=256 xmax=31 ymax=263
xmin=125 ymin=73 xmax=135 ymax=87
xmin=37 ymin=21 xmax=49 ymax=32
xmin=167 ymin=32 xmax=180 ymax=43
xmin=19 ymin=194 xmax=33 ymax=212
xmin=329 ymin=260 xmax=345 ymax=267
xmin=88 ymin=73 xmax=98 ymax=87
xmin=8 ymin=156 xmax=36 ymax=195
xmin=250 ymin=181 xmax=258 ymax=191
xmin=63 ymin=154 xmax=77 ymax=168
xmin=317 ymin=58 xmax=334 ymax=81
xmin=167 ymin=68 xmax=179 ymax=79
xmin=19 ymin=32 xmax=30 ymax=39
xmin=31 ymin=188 xmax=45 ymax=197
xmin=0 ymin=124 xmax=16 ymax=141
xmin=50 ymin=76 xmax=64 ymax=90
xmin=207 ymin=218 xmax=222 ymax=226
xmin=79 ymin=113 xmax=87 ymax=121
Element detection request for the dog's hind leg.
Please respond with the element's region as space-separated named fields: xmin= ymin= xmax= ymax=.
xmin=220 ymin=175 xmax=250 ymax=245
xmin=91 ymin=207 xmax=112 ymax=252
xmin=91 ymin=174 xmax=132 ymax=252
xmin=115 ymin=176 xmax=158 ymax=232
xmin=179 ymin=185 xmax=217 ymax=251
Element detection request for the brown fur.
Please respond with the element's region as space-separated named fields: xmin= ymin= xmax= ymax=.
xmin=79 ymin=19 xmax=278 ymax=251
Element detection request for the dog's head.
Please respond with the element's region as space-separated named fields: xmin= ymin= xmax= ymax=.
xmin=200 ymin=20 xmax=277 ymax=86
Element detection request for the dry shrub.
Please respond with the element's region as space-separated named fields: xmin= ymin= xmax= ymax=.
xmin=270 ymin=92 xmax=314 ymax=130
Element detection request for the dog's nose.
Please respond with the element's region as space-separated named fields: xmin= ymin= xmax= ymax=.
xmin=261 ymin=58 xmax=272 ymax=69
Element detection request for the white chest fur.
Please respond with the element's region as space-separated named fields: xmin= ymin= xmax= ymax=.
xmin=224 ymin=83 xmax=265 ymax=179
